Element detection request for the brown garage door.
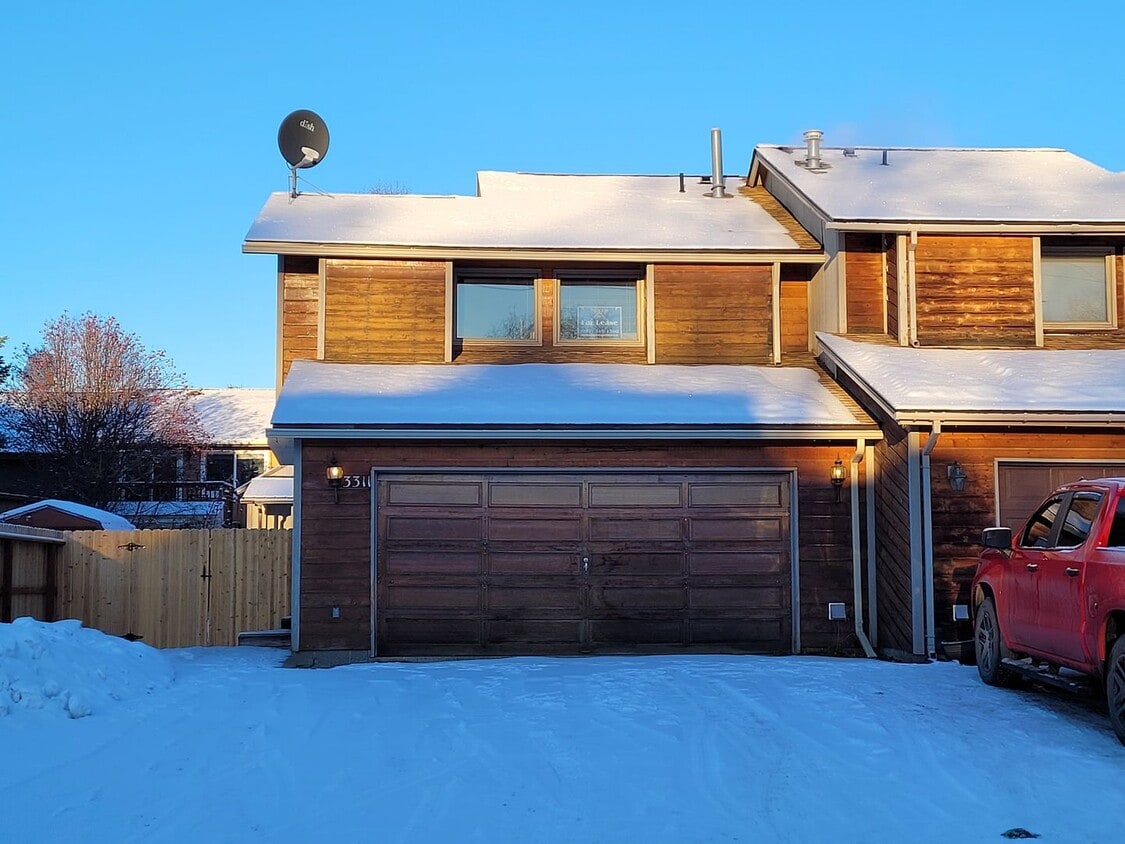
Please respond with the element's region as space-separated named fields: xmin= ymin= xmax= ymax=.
xmin=998 ymin=462 xmax=1125 ymax=532
xmin=375 ymin=472 xmax=792 ymax=656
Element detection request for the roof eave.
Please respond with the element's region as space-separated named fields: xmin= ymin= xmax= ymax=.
xmin=267 ymin=424 xmax=883 ymax=442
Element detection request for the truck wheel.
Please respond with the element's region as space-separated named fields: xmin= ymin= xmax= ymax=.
xmin=1108 ymin=636 xmax=1125 ymax=746
xmin=975 ymin=597 xmax=1013 ymax=687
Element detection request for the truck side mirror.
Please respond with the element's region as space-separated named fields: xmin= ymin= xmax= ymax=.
xmin=981 ymin=527 xmax=1013 ymax=550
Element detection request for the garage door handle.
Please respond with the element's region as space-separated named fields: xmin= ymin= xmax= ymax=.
xmin=1065 ymin=567 xmax=1080 ymax=577
xmin=581 ymin=556 xmax=590 ymax=573
xmin=1025 ymin=563 xmax=1038 ymax=572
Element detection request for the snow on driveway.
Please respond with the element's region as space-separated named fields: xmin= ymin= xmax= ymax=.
xmin=1 ymin=618 xmax=1121 ymax=843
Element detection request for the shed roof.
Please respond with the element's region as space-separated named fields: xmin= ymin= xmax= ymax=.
xmin=753 ymin=146 xmax=1125 ymax=225
xmin=244 ymin=171 xmax=821 ymax=255
xmin=0 ymin=499 xmax=136 ymax=530
xmin=816 ymin=333 xmax=1125 ymax=426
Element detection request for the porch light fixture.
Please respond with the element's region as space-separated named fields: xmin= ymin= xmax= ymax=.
xmin=948 ymin=461 xmax=968 ymax=493
xmin=326 ymin=455 xmax=344 ymax=503
xmin=830 ymin=456 xmax=847 ymax=503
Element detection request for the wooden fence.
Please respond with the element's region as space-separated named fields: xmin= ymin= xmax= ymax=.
xmin=1 ymin=529 xmax=291 ymax=648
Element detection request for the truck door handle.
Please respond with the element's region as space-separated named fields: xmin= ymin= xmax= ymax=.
xmin=1025 ymin=563 xmax=1038 ymax=572
xmin=1065 ymin=567 xmax=1080 ymax=577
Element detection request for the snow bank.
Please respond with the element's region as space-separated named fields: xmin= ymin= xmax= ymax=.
xmin=0 ymin=618 xmax=174 ymax=719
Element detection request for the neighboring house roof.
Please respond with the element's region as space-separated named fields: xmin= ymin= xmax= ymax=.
xmin=752 ymin=146 xmax=1125 ymax=225
xmin=266 ymin=360 xmax=879 ymax=461
xmin=191 ymin=388 xmax=275 ymax=447
xmin=816 ymin=333 xmax=1125 ymax=426
xmin=0 ymin=499 xmax=136 ymax=530
xmin=243 ymin=172 xmax=823 ymax=256
xmin=238 ymin=465 xmax=293 ymax=504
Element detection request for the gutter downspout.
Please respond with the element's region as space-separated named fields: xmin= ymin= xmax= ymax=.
xmin=865 ymin=441 xmax=878 ymax=646
xmin=850 ymin=439 xmax=876 ymax=658
xmin=920 ymin=423 xmax=941 ymax=658
xmin=907 ymin=230 xmax=919 ymax=347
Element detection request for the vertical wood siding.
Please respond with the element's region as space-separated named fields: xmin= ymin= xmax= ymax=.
xmin=843 ymin=234 xmax=885 ymax=333
xmin=280 ymin=256 xmax=319 ymax=381
xmin=324 ymin=259 xmax=447 ymax=362
xmin=914 ymin=236 xmax=1036 ymax=346
xmin=652 ymin=265 xmax=773 ymax=363
xmin=873 ymin=426 xmax=914 ymax=654
xmin=299 ymin=440 xmax=862 ymax=654
xmin=885 ymin=236 xmax=899 ymax=341
xmin=780 ymin=264 xmax=812 ymax=354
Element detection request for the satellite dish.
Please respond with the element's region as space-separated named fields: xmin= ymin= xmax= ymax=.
xmin=278 ymin=109 xmax=330 ymax=169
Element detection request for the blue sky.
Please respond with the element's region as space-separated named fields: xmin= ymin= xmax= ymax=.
xmin=4 ymin=0 xmax=1123 ymax=387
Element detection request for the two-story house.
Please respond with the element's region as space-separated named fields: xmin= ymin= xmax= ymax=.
xmin=245 ymin=157 xmax=885 ymax=661
xmin=750 ymin=141 xmax=1125 ymax=659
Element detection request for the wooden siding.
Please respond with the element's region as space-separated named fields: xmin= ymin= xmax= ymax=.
xmin=873 ymin=426 xmax=914 ymax=654
xmin=323 ymin=259 xmax=447 ymax=363
xmin=652 ymin=265 xmax=773 ymax=363
xmin=927 ymin=430 xmax=1125 ymax=654
xmin=780 ymin=264 xmax=812 ymax=354
xmin=913 ymin=236 xmax=1036 ymax=346
xmin=885 ymin=236 xmax=900 ymax=342
xmin=843 ymin=233 xmax=884 ymax=334
xmin=299 ymin=440 xmax=862 ymax=655
xmin=280 ymin=256 xmax=319 ymax=381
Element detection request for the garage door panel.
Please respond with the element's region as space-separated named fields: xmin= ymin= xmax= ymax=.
xmin=384 ymin=550 xmax=482 ymax=575
xmin=589 ymin=517 xmax=683 ymax=541
xmin=688 ymin=481 xmax=785 ymax=507
xmin=690 ymin=552 xmax=782 ymax=575
xmin=588 ymin=552 xmax=683 ymax=575
xmin=386 ymin=515 xmax=482 ymax=541
xmin=590 ymin=619 xmax=684 ymax=644
xmin=489 ymin=552 xmax=581 ymax=575
xmin=382 ymin=618 xmax=482 ymax=645
xmin=690 ymin=618 xmax=786 ymax=647
xmin=589 ymin=483 xmax=683 ymax=507
xmin=690 ymin=585 xmax=784 ymax=610
xmin=386 ymin=481 xmax=482 ymax=506
xmin=487 ymin=620 xmax=583 ymax=644
xmin=384 ymin=584 xmax=481 ymax=611
xmin=487 ymin=585 xmax=583 ymax=612
xmin=488 ymin=516 xmax=582 ymax=542
xmin=690 ymin=517 xmax=784 ymax=543
xmin=591 ymin=586 xmax=686 ymax=611
xmin=489 ymin=483 xmax=582 ymax=507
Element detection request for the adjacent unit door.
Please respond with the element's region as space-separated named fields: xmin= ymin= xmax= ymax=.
xmin=374 ymin=471 xmax=793 ymax=656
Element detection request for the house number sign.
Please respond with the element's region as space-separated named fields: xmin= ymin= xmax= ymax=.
xmin=341 ymin=474 xmax=371 ymax=489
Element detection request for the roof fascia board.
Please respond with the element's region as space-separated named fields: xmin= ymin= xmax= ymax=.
xmin=267 ymin=425 xmax=883 ymax=442
xmin=0 ymin=524 xmax=67 ymax=544
xmin=826 ymin=221 xmax=1125 ymax=234
xmin=243 ymin=242 xmax=825 ymax=264
xmin=748 ymin=155 xmax=834 ymax=231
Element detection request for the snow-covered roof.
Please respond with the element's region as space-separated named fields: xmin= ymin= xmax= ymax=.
xmin=817 ymin=333 xmax=1125 ymax=424
xmin=753 ymin=146 xmax=1125 ymax=224
xmin=192 ymin=389 xmax=274 ymax=446
xmin=269 ymin=360 xmax=876 ymax=438
xmin=244 ymin=172 xmax=816 ymax=253
xmin=239 ymin=466 xmax=293 ymax=504
xmin=0 ymin=499 xmax=136 ymax=530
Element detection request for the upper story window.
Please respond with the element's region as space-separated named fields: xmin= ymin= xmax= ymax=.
xmin=556 ymin=276 xmax=642 ymax=344
xmin=455 ymin=274 xmax=539 ymax=343
xmin=1041 ymin=247 xmax=1117 ymax=329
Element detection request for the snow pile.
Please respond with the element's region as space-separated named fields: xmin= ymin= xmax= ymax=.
xmin=0 ymin=618 xmax=174 ymax=719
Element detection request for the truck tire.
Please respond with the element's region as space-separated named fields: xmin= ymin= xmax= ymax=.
xmin=1109 ymin=636 xmax=1125 ymax=746
xmin=975 ymin=597 xmax=1014 ymax=687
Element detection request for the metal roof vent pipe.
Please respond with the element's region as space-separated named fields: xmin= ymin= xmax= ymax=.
xmin=804 ymin=129 xmax=823 ymax=169
xmin=708 ymin=128 xmax=728 ymax=198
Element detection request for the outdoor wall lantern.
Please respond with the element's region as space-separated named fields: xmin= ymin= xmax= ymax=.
xmin=326 ymin=455 xmax=344 ymax=503
xmin=830 ymin=456 xmax=847 ymax=503
xmin=947 ymin=461 xmax=968 ymax=493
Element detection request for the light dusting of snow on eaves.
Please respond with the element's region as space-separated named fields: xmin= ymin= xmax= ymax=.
xmin=191 ymin=389 xmax=274 ymax=446
xmin=239 ymin=466 xmax=293 ymax=502
xmin=270 ymin=361 xmax=870 ymax=428
xmin=754 ymin=146 xmax=1125 ymax=223
xmin=817 ymin=333 xmax=1125 ymax=414
xmin=244 ymin=172 xmax=806 ymax=252
xmin=0 ymin=500 xmax=136 ymax=530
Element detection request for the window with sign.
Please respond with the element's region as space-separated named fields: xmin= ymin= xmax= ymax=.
xmin=557 ymin=279 xmax=641 ymax=343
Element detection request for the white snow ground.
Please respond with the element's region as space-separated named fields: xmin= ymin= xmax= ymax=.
xmin=1 ymin=618 xmax=1121 ymax=843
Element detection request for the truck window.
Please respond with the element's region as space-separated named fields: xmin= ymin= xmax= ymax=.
xmin=1107 ymin=499 xmax=1125 ymax=548
xmin=1056 ymin=493 xmax=1103 ymax=548
xmin=1020 ymin=496 xmax=1064 ymax=548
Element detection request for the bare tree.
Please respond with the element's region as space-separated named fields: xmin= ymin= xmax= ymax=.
xmin=1 ymin=313 xmax=209 ymax=507
xmin=369 ymin=180 xmax=409 ymax=195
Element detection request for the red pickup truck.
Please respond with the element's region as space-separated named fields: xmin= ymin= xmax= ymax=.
xmin=973 ymin=477 xmax=1125 ymax=744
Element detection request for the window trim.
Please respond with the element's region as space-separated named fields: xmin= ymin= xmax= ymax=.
xmin=1039 ymin=246 xmax=1117 ymax=330
xmin=553 ymin=271 xmax=646 ymax=348
xmin=453 ymin=270 xmax=543 ymax=346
